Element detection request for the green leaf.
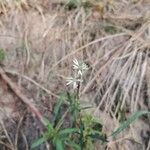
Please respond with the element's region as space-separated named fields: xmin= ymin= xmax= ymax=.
xmin=55 ymin=139 xmax=65 ymax=150
xmin=89 ymin=132 xmax=107 ymax=142
xmin=79 ymin=122 xmax=84 ymax=149
xmin=54 ymin=99 xmax=63 ymax=117
xmin=59 ymin=128 xmax=79 ymax=136
xmin=54 ymin=94 xmax=66 ymax=126
xmin=80 ymin=106 xmax=93 ymax=110
xmin=65 ymin=0 xmax=80 ymax=8
xmin=111 ymin=110 xmax=150 ymax=138
xmin=43 ymin=118 xmax=53 ymax=129
xmin=67 ymin=92 xmax=73 ymax=104
xmin=55 ymin=93 xmax=67 ymax=115
xmin=31 ymin=137 xmax=46 ymax=149
xmin=0 ymin=49 xmax=5 ymax=62
xmin=47 ymin=122 xmax=54 ymax=132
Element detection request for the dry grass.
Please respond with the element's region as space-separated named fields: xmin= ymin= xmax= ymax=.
xmin=0 ymin=0 xmax=150 ymax=149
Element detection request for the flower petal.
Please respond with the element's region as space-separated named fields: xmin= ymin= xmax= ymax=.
xmin=73 ymin=59 xmax=79 ymax=66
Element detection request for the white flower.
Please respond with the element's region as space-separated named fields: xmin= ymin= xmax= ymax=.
xmin=72 ymin=59 xmax=88 ymax=76
xmin=66 ymin=77 xmax=83 ymax=89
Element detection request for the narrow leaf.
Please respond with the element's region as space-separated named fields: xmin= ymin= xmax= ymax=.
xmin=89 ymin=132 xmax=107 ymax=142
xmin=54 ymin=93 xmax=66 ymax=117
xmin=80 ymin=106 xmax=93 ymax=110
xmin=55 ymin=139 xmax=65 ymax=150
xmin=31 ymin=137 xmax=46 ymax=149
xmin=54 ymin=94 xmax=66 ymax=126
xmin=0 ymin=49 xmax=5 ymax=62
xmin=59 ymin=128 xmax=79 ymax=136
xmin=111 ymin=110 xmax=150 ymax=138
xmin=43 ymin=118 xmax=53 ymax=130
xmin=47 ymin=122 xmax=54 ymax=132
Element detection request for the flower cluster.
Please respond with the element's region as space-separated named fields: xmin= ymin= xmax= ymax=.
xmin=72 ymin=59 xmax=88 ymax=76
xmin=66 ymin=59 xmax=88 ymax=89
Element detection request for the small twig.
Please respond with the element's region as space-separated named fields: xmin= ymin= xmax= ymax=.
xmin=21 ymin=131 xmax=29 ymax=150
xmin=0 ymin=120 xmax=15 ymax=150
xmin=0 ymin=67 xmax=47 ymax=126
xmin=5 ymin=69 xmax=58 ymax=98
xmin=146 ymin=140 xmax=150 ymax=150
xmin=15 ymin=116 xmax=24 ymax=150
xmin=0 ymin=141 xmax=13 ymax=150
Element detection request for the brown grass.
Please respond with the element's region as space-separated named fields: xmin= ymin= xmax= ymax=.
xmin=0 ymin=0 xmax=150 ymax=149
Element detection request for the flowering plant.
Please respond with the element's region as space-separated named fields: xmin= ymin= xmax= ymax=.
xmin=66 ymin=59 xmax=88 ymax=90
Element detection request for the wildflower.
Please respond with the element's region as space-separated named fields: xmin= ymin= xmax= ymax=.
xmin=73 ymin=59 xmax=88 ymax=76
xmin=66 ymin=77 xmax=83 ymax=89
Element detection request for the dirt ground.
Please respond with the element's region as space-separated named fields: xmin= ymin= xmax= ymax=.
xmin=0 ymin=0 xmax=150 ymax=150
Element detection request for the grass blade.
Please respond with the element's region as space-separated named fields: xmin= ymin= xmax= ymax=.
xmin=89 ymin=132 xmax=107 ymax=142
xmin=59 ymin=128 xmax=79 ymax=136
xmin=54 ymin=93 xmax=66 ymax=117
xmin=55 ymin=139 xmax=65 ymax=150
xmin=31 ymin=137 xmax=46 ymax=149
xmin=54 ymin=94 xmax=66 ymax=126
xmin=0 ymin=49 xmax=5 ymax=62
xmin=111 ymin=110 xmax=150 ymax=138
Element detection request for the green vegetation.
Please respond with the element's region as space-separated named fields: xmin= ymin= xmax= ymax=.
xmin=0 ymin=49 xmax=5 ymax=63
xmin=0 ymin=0 xmax=149 ymax=149
xmin=32 ymin=59 xmax=150 ymax=150
xmin=31 ymin=92 xmax=107 ymax=150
